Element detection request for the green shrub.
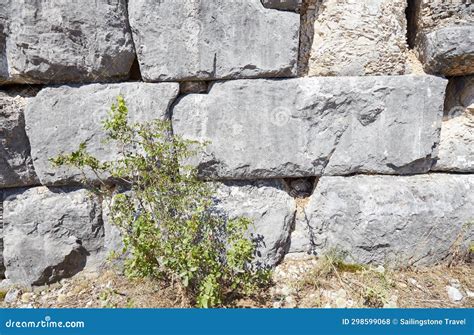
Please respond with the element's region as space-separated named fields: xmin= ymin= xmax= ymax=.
xmin=51 ymin=96 xmax=269 ymax=307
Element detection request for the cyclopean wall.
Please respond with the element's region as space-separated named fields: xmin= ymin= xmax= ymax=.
xmin=0 ymin=0 xmax=472 ymax=286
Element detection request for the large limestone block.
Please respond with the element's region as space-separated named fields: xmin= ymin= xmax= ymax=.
xmin=290 ymin=175 xmax=474 ymax=266
xmin=102 ymin=181 xmax=296 ymax=268
xmin=433 ymin=76 xmax=474 ymax=172
xmin=216 ymin=180 xmax=296 ymax=267
xmin=0 ymin=88 xmax=39 ymax=188
xmin=3 ymin=187 xmax=104 ymax=285
xmin=307 ymin=0 xmax=408 ymax=76
xmin=0 ymin=0 xmax=134 ymax=84
xmin=173 ymin=76 xmax=447 ymax=179
xmin=25 ymin=83 xmax=179 ymax=186
xmin=128 ymin=0 xmax=299 ymax=81
xmin=410 ymin=0 xmax=474 ymax=76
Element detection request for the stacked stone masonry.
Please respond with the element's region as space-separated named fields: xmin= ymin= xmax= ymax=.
xmin=0 ymin=0 xmax=472 ymax=286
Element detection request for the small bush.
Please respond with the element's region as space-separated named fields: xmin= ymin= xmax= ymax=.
xmin=51 ymin=96 xmax=269 ymax=307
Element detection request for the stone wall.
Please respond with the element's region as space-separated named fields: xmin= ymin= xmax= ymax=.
xmin=0 ymin=0 xmax=472 ymax=286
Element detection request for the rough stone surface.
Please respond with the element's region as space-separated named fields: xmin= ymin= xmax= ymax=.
xmin=3 ymin=187 xmax=104 ymax=285
xmin=173 ymin=76 xmax=447 ymax=179
xmin=25 ymin=83 xmax=179 ymax=186
xmin=128 ymin=0 xmax=299 ymax=81
xmin=261 ymin=0 xmax=302 ymax=11
xmin=215 ymin=180 xmax=296 ymax=267
xmin=409 ymin=0 xmax=473 ymax=33
xmin=307 ymin=0 xmax=408 ymax=76
xmin=0 ymin=0 xmax=135 ymax=84
xmin=0 ymin=88 xmax=39 ymax=188
xmin=433 ymin=76 xmax=474 ymax=172
xmin=417 ymin=26 xmax=474 ymax=76
xmin=101 ymin=195 xmax=126 ymax=262
xmin=410 ymin=1 xmax=474 ymax=76
xmin=290 ymin=175 xmax=474 ymax=266
xmin=101 ymin=182 xmax=296 ymax=268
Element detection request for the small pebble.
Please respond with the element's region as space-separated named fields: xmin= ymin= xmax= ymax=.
xmin=57 ymin=294 xmax=67 ymax=303
xmin=446 ymin=286 xmax=463 ymax=303
xmin=4 ymin=289 xmax=20 ymax=304
xmin=374 ymin=265 xmax=385 ymax=274
xmin=21 ymin=292 xmax=33 ymax=303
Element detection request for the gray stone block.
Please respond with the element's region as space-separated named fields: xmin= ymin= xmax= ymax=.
xmin=25 ymin=83 xmax=179 ymax=186
xmin=290 ymin=174 xmax=474 ymax=266
xmin=215 ymin=180 xmax=296 ymax=267
xmin=417 ymin=26 xmax=474 ymax=76
xmin=433 ymin=76 xmax=474 ymax=172
xmin=173 ymin=75 xmax=447 ymax=179
xmin=128 ymin=0 xmax=299 ymax=81
xmin=0 ymin=0 xmax=135 ymax=84
xmin=0 ymin=88 xmax=39 ymax=188
xmin=3 ymin=187 xmax=104 ymax=286
xmin=102 ymin=180 xmax=296 ymax=268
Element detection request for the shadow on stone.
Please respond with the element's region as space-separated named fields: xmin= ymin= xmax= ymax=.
xmin=32 ymin=245 xmax=89 ymax=286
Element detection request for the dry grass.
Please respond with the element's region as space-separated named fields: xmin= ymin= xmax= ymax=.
xmin=279 ymin=253 xmax=474 ymax=308
xmin=1 ymin=255 xmax=472 ymax=308
xmin=0 ymin=270 xmax=270 ymax=308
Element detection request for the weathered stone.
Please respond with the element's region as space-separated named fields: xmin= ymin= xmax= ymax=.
xmin=261 ymin=0 xmax=302 ymax=12
xmin=173 ymin=76 xmax=447 ymax=179
xmin=290 ymin=175 xmax=474 ymax=266
xmin=3 ymin=187 xmax=104 ymax=285
xmin=417 ymin=26 xmax=474 ymax=76
xmin=307 ymin=0 xmax=408 ymax=76
xmin=0 ymin=88 xmax=39 ymax=188
xmin=25 ymin=83 xmax=179 ymax=186
xmin=215 ymin=180 xmax=296 ymax=267
xmin=128 ymin=0 xmax=299 ymax=81
xmin=102 ymin=181 xmax=296 ymax=268
xmin=433 ymin=76 xmax=474 ymax=172
xmin=101 ymin=195 xmax=126 ymax=262
xmin=409 ymin=0 xmax=474 ymax=76
xmin=0 ymin=0 xmax=135 ymax=84
xmin=409 ymin=0 xmax=473 ymax=34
